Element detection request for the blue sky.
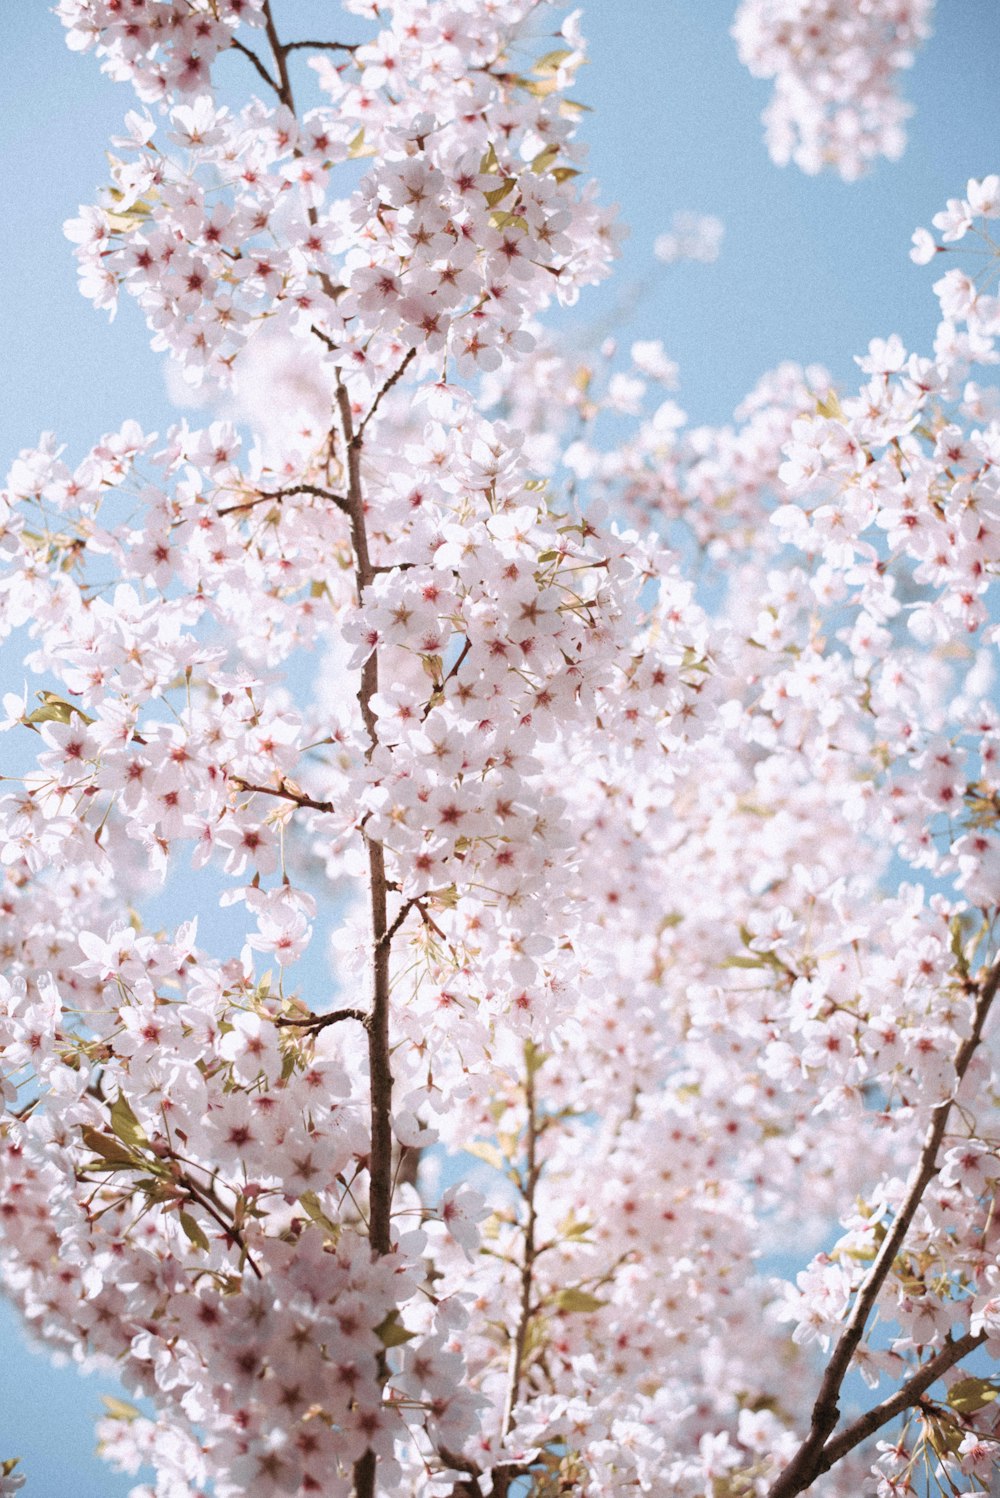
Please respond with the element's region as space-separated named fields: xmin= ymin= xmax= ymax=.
xmin=1 ymin=2 xmax=998 ymax=1492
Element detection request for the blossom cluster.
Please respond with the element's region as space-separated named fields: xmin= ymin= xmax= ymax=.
xmin=732 ymin=0 xmax=934 ymax=179
xmin=62 ymin=0 xmax=615 ymax=391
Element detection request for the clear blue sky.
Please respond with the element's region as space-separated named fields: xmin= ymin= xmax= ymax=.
xmin=1 ymin=2 xmax=998 ymax=1492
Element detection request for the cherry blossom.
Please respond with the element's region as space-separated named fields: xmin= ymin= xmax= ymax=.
xmin=1 ymin=4 xmax=999 ymax=1498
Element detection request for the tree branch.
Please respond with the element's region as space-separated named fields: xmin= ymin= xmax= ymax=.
xmin=261 ymin=0 xmax=296 ymax=110
xmin=229 ymin=775 xmax=335 ymax=815
xmin=357 ymin=347 xmax=418 ymax=440
xmin=816 ymin=1329 xmax=988 ymax=1476
xmin=229 ymin=36 xmax=281 ymax=96
xmin=337 ymin=375 xmax=396 ymax=1498
xmin=284 ymin=39 xmax=360 ymax=55
xmin=217 ymin=483 xmax=348 ymax=517
xmin=766 ymin=959 xmax=1000 ymax=1498
xmin=275 ymin=1006 xmax=369 ymax=1033
xmin=500 ymin=1048 xmax=542 ymax=1444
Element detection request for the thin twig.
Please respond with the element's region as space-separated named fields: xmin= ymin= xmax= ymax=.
xmin=180 ymin=1175 xmax=263 ymax=1279
xmin=229 ymin=36 xmax=281 ymax=95
xmin=284 ymin=39 xmax=360 ymax=54
xmin=217 ymin=483 xmax=348 ymax=517
xmin=414 ymin=897 xmax=449 ymax=943
xmin=357 ymin=347 xmax=418 ymax=440
xmin=311 ymin=323 xmax=339 ymax=352
xmin=422 ymin=637 xmax=471 ymax=719
xmin=377 ymin=898 xmax=417 ymax=951
xmin=230 ymin=775 xmax=335 ymax=815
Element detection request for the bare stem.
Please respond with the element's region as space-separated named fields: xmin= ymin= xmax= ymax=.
xmin=766 ymin=959 xmax=999 ymax=1498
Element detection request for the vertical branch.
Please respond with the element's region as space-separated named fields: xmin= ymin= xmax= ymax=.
xmin=261 ymin=0 xmax=296 ymax=110
xmin=336 ymin=378 xmax=393 ymax=1252
xmin=766 ymin=960 xmax=999 ymax=1498
xmin=501 ymin=1047 xmax=542 ymax=1443
xmin=337 ymin=379 xmax=394 ymax=1498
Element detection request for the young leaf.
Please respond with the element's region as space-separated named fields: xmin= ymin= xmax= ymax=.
xmin=110 ymin=1094 xmax=148 ymax=1150
xmin=299 ymin=1190 xmax=339 ymax=1235
xmin=555 ymin=1288 xmax=607 ymax=1313
xmin=100 ymin=1395 xmax=142 ymax=1422
xmin=178 ymin=1211 xmax=210 ymax=1254
xmin=946 ymin=1376 xmax=1000 ymax=1414
xmin=465 ymin=1141 xmax=505 ymax=1171
xmin=80 ymin=1126 xmax=136 ymax=1166
xmin=374 ymin=1311 xmax=417 ymax=1347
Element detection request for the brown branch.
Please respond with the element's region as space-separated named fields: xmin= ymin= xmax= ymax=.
xmin=180 ymin=1175 xmax=263 ymax=1279
xmin=500 ymin=1049 xmax=542 ymax=1442
xmin=378 ymin=898 xmax=416 ymax=951
xmin=259 ymin=3 xmax=345 ymax=306
xmin=815 ymin=1329 xmax=988 ymax=1476
xmin=337 ymin=375 xmax=395 ymax=1498
xmin=229 ymin=36 xmax=281 ymax=96
xmin=357 ymin=347 xmax=418 ymax=440
xmin=275 ymin=1006 xmax=369 ymax=1033
xmin=766 ymin=959 xmax=1000 ymax=1498
xmin=284 ymin=39 xmax=360 ymax=54
xmin=414 ymin=897 xmax=449 ymax=943
xmin=229 ymin=775 xmax=335 ymax=815
xmin=261 ymin=0 xmax=296 ymax=110
xmin=217 ymin=483 xmax=348 ymax=517
xmin=311 ymin=323 xmax=340 ymax=352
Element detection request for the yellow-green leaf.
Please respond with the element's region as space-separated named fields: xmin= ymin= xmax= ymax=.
xmin=27 ymin=693 xmax=94 ymax=728
xmin=947 ymin=1377 xmax=1000 ymax=1414
xmin=100 ymin=1395 xmax=142 ymax=1422
xmin=465 ymin=1141 xmax=505 ymax=1171
xmin=80 ymin=1126 xmax=136 ymax=1166
xmin=534 ymin=48 xmax=574 ymax=74
xmin=179 ymin=1211 xmax=210 ymax=1254
xmin=531 ymin=145 xmax=560 ymax=173
xmin=348 ymin=128 xmax=373 ymax=160
xmin=375 ymin=1311 xmax=417 ymax=1347
xmin=488 ymin=211 xmax=528 ymax=232
xmin=815 ymin=390 xmax=844 ymax=420
xmin=555 ymin=1288 xmax=607 ymax=1313
xmin=484 ymin=177 xmax=516 ymax=208
xmin=299 ymin=1190 xmax=339 ymax=1235
xmin=110 ymin=1094 xmax=148 ymax=1151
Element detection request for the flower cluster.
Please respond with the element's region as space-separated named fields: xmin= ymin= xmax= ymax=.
xmin=732 ymin=0 xmax=934 ymax=179
xmin=63 ymin=0 xmax=616 ymax=391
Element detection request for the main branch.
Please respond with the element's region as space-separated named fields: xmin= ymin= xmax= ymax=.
xmin=500 ymin=1051 xmax=542 ymax=1443
xmin=337 ymin=377 xmax=395 ymax=1498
